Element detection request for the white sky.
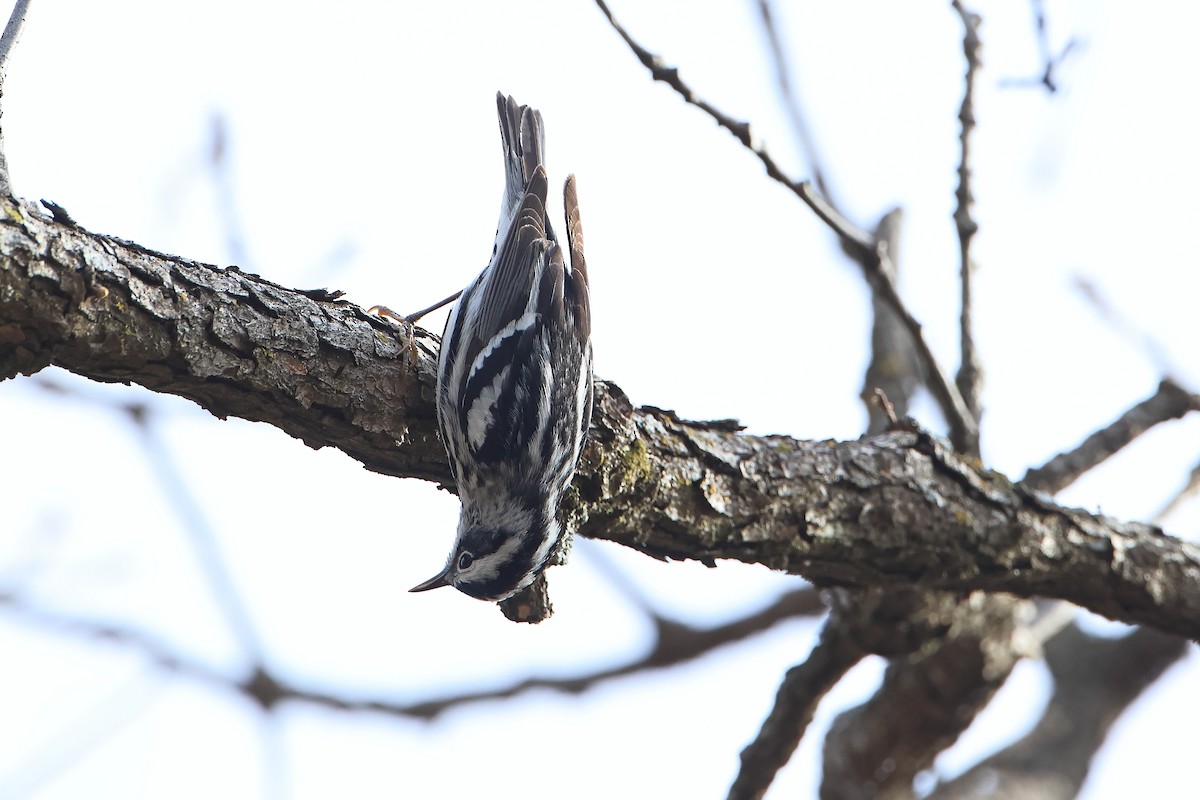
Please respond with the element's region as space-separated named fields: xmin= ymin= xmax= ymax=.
xmin=1 ymin=1 xmax=1198 ymax=798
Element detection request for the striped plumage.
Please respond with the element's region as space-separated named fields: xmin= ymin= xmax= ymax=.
xmin=410 ymin=93 xmax=593 ymax=602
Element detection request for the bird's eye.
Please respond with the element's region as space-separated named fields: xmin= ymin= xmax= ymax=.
xmin=457 ymin=551 xmax=475 ymax=571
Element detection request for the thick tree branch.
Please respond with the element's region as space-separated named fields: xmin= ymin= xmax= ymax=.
xmin=928 ymin=624 xmax=1189 ymax=800
xmin=820 ymin=593 xmax=1023 ymax=800
xmin=851 ymin=205 xmax=1019 ymax=795
xmin=0 ymin=198 xmax=451 ymax=484
xmin=581 ymin=386 xmax=1200 ymax=639
xmin=3 ymin=202 xmax=1199 ymax=637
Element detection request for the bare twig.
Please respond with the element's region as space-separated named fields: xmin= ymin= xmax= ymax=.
xmin=998 ymin=0 xmax=1080 ymax=93
xmin=728 ymin=617 xmax=865 ymax=800
xmin=868 ymin=243 xmax=978 ymax=448
xmin=952 ymin=1 xmax=983 ymax=456
xmin=872 ymin=388 xmax=899 ymax=428
xmin=0 ymin=0 xmax=34 ymax=197
xmin=753 ymin=0 xmax=835 ymax=205
xmin=1022 ymin=379 xmax=1198 ymax=495
xmin=594 ymin=0 xmax=978 ymax=450
xmin=593 ymin=0 xmax=870 ymax=251
xmin=0 ymin=0 xmax=30 ymax=76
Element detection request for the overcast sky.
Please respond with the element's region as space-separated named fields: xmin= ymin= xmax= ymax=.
xmin=1 ymin=1 xmax=1198 ymax=798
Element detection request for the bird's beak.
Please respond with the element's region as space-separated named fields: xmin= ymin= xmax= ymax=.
xmin=409 ymin=566 xmax=453 ymax=593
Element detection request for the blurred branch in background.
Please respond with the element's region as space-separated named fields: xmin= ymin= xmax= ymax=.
xmin=999 ymin=0 xmax=1081 ymax=93
xmin=1072 ymin=274 xmax=1183 ymax=380
xmin=0 ymin=661 xmax=166 ymax=798
xmin=928 ymin=625 xmax=1188 ymax=800
xmin=208 ymin=115 xmax=251 ymax=268
xmin=753 ymin=0 xmax=836 ymax=207
xmin=0 ymin=585 xmax=825 ymax=721
xmin=1157 ymin=461 xmax=1200 ymax=524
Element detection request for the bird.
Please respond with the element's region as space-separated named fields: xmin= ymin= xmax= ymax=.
xmin=408 ymin=92 xmax=593 ymax=602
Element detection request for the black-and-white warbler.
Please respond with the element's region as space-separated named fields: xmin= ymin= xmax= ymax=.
xmin=410 ymin=93 xmax=593 ymax=602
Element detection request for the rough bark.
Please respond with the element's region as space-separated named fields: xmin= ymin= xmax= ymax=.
xmin=3 ymin=199 xmax=1199 ymax=639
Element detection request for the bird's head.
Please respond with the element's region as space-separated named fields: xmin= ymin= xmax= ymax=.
xmin=410 ymin=512 xmax=557 ymax=602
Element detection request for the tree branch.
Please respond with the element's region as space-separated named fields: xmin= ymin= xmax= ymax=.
xmin=928 ymin=624 xmax=1189 ymax=800
xmin=0 ymin=0 xmax=33 ymax=197
xmin=861 ymin=209 xmax=921 ymax=433
xmin=753 ymin=0 xmax=835 ymax=206
xmin=0 ymin=586 xmax=824 ymax=719
xmin=3 ymin=202 xmax=1199 ymax=636
xmin=952 ymin=1 xmax=983 ymax=455
xmin=593 ymin=0 xmax=979 ymax=451
xmin=730 ymin=613 xmax=866 ymax=800
xmin=0 ymin=198 xmax=451 ymax=484
xmin=1022 ymin=379 xmax=1198 ymax=495
xmin=820 ymin=593 xmax=1023 ymax=799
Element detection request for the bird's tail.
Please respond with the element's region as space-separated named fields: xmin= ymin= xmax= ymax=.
xmin=496 ymin=93 xmax=548 ymax=236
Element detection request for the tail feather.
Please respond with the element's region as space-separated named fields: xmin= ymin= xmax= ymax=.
xmin=496 ymin=92 xmax=546 ymax=231
xmin=562 ymin=174 xmax=590 ymax=345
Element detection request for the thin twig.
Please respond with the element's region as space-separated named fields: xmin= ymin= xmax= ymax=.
xmin=728 ymin=618 xmax=864 ymax=800
xmin=870 ymin=242 xmax=978 ymax=447
xmin=0 ymin=0 xmax=31 ymax=75
xmin=593 ymin=0 xmax=870 ymax=252
xmin=753 ymin=0 xmax=835 ymax=204
xmin=0 ymin=0 xmax=34 ymax=197
xmin=1022 ymin=379 xmax=1198 ymax=495
xmin=594 ymin=0 xmax=978 ymax=449
xmin=997 ymin=0 xmax=1080 ymax=93
xmin=952 ymin=0 xmax=983 ymax=457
